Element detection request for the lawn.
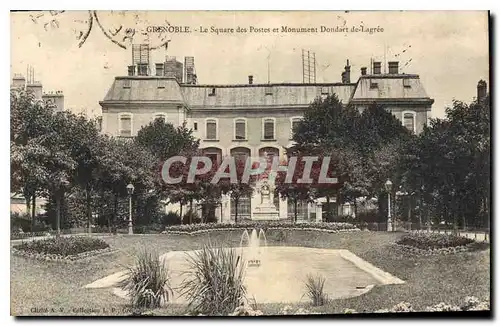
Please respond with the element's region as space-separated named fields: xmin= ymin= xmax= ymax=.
xmin=10 ymin=230 xmax=490 ymax=316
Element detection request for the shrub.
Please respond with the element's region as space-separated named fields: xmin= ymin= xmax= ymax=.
xmin=304 ymin=274 xmax=328 ymax=306
xmin=355 ymin=209 xmax=380 ymax=223
xmin=14 ymin=236 xmax=109 ymax=256
xmin=396 ymin=233 xmax=474 ymax=250
xmin=182 ymin=210 xmax=201 ymax=225
xmin=179 ymin=244 xmax=246 ymax=316
xmin=162 ymin=211 xmax=181 ymax=226
xmin=119 ymin=249 xmax=173 ymax=310
xmin=164 ymin=221 xmax=358 ymax=234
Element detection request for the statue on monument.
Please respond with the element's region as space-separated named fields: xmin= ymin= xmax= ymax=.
xmin=260 ymin=181 xmax=271 ymax=205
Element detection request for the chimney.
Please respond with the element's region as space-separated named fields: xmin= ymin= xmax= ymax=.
xmin=26 ymin=81 xmax=43 ymax=100
xmin=344 ymin=59 xmax=351 ymax=83
xmin=341 ymin=71 xmax=346 ymax=83
xmin=155 ymin=63 xmax=164 ymax=76
xmin=361 ymin=67 xmax=367 ymax=76
xmin=248 ymin=75 xmax=253 ymax=85
xmin=127 ymin=65 xmax=135 ymax=76
xmin=388 ymin=61 xmax=399 ymax=74
xmin=136 ymin=63 xmax=148 ymax=76
xmin=477 ymin=80 xmax=487 ymax=102
xmin=373 ymin=62 xmax=381 ymax=75
xmin=11 ymin=74 xmax=26 ymax=89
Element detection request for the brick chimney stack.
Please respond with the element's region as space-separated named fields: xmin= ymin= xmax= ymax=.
xmin=477 ymin=80 xmax=487 ymax=102
xmin=344 ymin=59 xmax=351 ymax=83
xmin=248 ymin=75 xmax=253 ymax=85
xmin=360 ymin=67 xmax=367 ymax=76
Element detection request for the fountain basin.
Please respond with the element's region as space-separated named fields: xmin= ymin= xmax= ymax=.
xmin=85 ymin=246 xmax=404 ymax=304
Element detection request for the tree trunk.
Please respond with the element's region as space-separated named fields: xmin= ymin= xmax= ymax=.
xmin=234 ymin=197 xmax=239 ymax=224
xmin=180 ymin=204 xmax=184 ymax=223
xmin=353 ymin=198 xmax=358 ymax=222
xmin=113 ymin=194 xmax=118 ymax=233
xmin=325 ymin=196 xmax=330 ymax=222
xmin=294 ymin=199 xmax=298 ymax=224
xmin=86 ymin=187 xmax=92 ymax=235
xmin=31 ymin=194 xmax=36 ymax=232
xmin=25 ymin=195 xmax=31 ymax=219
xmin=55 ymin=194 xmax=61 ymax=236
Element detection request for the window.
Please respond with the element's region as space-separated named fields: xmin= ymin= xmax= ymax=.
xmin=265 ymin=86 xmax=273 ymax=95
xmin=208 ymin=88 xmax=216 ymax=96
xmin=234 ymin=118 xmax=247 ymax=140
xmin=123 ymin=80 xmax=131 ymax=88
xmin=157 ymin=79 xmax=166 ymax=88
xmin=403 ymin=111 xmax=416 ymax=133
xmin=262 ymin=118 xmax=275 ymax=140
xmin=193 ymin=122 xmax=198 ymax=131
xmin=290 ymin=117 xmax=302 ymax=139
xmin=403 ymin=78 xmax=411 ymax=88
xmin=370 ymin=80 xmax=378 ymax=89
xmin=119 ymin=113 xmax=132 ymax=137
xmin=321 ymin=87 xmax=329 ymax=95
xmin=206 ymin=119 xmax=218 ymax=140
xmin=287 ymin=200 xmax=309 ymax=221
xmin=153 ymin=113 xmax=166 ymax=122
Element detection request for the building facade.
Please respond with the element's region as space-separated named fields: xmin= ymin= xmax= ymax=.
xmin=100 ymin=57 xmax=434 ymax=223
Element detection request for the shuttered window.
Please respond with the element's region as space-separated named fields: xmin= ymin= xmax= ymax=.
xmin=403 ymin=113 xmax=415 ymax=133
xmin=206 ymin=120 xmax=217 ymax=140
xmin=263 ymin=119 xmax=275 ymax=140
xmin=120 ymin=115 xmax=132 ymax=137
xmin=234 ymin=119 xmax=246 ymax=140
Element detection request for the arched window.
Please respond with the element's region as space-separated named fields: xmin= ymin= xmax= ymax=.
xmin=402 ymin=111 xmax=416 ymax=133
xmin=234 ymin=118 xmax=247 ymax=140
xmin=118 ymin=113 xmax=133 ymax=137
xmin=205 ymin=118 xmax=218 ymax=140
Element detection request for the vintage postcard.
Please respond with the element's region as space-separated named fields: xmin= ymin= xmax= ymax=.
xmin=10 ymin=10 xmax=490 ymax=317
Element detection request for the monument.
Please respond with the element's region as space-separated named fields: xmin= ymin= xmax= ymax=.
xmin=252 ymin=179 xmax=280 ymax=220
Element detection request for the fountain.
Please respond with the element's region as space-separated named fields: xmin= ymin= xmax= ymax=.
xmin=240 ymin=228 xmax=267 ymax=267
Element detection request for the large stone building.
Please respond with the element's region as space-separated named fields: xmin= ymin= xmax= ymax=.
xmin=99 ymin=56 xmax=434 ymax=222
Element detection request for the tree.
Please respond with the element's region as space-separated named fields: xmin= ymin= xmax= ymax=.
xmin=10 ymin=89 xmax=54 ymax=229
xmin=400 ymin=97 xmax=490 ymax=232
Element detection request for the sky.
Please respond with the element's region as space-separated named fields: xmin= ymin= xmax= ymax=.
xmin=10 ymin=10 xmax=489 ymax=118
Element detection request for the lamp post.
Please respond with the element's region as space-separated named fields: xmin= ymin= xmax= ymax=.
xmin=385 ymin=179 xmax=393 ymax=232
xmin=127 ymin=183 xmax=135 ymax=235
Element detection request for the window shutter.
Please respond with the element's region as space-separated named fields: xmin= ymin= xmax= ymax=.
xmin=235 ymin=121 xmax=246 ymax=139
xmin=206 ymin=121 xmax=217 ymax=139
xmin=264 ymin=120 xmax=274 ymax=139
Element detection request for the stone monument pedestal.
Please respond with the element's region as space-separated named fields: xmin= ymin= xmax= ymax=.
xmin=253 ymin=204 xmax=280 ymax=220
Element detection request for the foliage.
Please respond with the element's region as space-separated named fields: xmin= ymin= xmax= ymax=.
xmin=304 ymin=274 xmax=328 ymax=306
xmin=14 ymin=236 xmax=109 ymax=256
xmin=163 ymin=221 xmax=358 ymax=233
xmin=182 ymin=209 xmax=201 ymax=225
xmin=396 ymin=233 xmax=474 ymax=250
xmin=399 ymin=98 xmax=490 ymax=230
xmin=119 ymin=249 xmax=173 ymax=310
xmin=179 ymin=244 xmax=246 ymax=316
xmin=162 ymin=211 xmax=181 ymax=226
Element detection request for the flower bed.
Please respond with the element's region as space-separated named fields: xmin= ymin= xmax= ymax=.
xmin=162 ymin=221 xmax=359 ymax=235
xmin=13 ymin=236 xmax=110 ymax=260
xmin=343 ymin=296 xmax=490 ymax=314
xmin=396 ymin=233 xmax=474 ymax=250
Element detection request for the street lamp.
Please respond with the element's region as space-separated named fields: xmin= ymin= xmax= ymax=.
xmin=385 ymin=179 xmax=393 ymax=232
xmin=127 ymin=183 xmax=135 ymax=235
